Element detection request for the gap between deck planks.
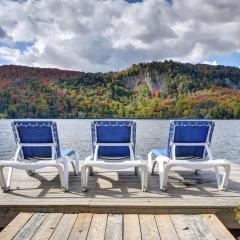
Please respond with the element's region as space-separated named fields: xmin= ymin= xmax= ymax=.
xmin=0 ymin=213 xmax=235 ymax=240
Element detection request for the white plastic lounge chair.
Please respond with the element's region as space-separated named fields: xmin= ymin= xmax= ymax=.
xmin=0 ymin=121 xmax=79 ymax=192
xmin=148 ymin=120 xmax=230 ymax=191
xmin=81 ymin=120 xmax=148 ymax=192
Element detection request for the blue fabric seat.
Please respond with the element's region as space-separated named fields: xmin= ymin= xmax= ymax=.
xmin=91 ymin=120 xmax=136 ymax=159
xmin=167 ymin=120 xmax=214 ymax=159
xmin=12 ymin=121 xmax=61 ymax=159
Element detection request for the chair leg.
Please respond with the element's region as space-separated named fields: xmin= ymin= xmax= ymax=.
xmin=219 ymin=165 xmax=231 ymax=190
xmin=89 ymin=167 xmax=93 ymax=176
xmin=143 ymin=166 xmax=148 ymax=192
xmin=148 ymin=151 xmax=154 ymax=174
xmin=139 ymin=166 xmax=148 ymax=192
xmin=159 ymin=162 xmax=170 ymax=191
xmin=151 ymin=161 xmax=157 ymax=175
xmin=0 ymin=167 xmax=9 ymax=193
xmin=7 ymin=167 xmax=13 ymax=188
xmin=134 ymin=167 xmax=139 ymax=175
xmin=63 ymin=160 xmax=69 ymax=192
xmin=71 ymin=152 xmax=79 ymax=175
xmin=75 ymin=153 xmax=80 ymax=175
xmin=56 ymin=165 xmax=65 ymax=190
xmin=81 ymin=165 xmax=89 ymax=192
xmin=214 ymin=166 xmax=221 ymax=189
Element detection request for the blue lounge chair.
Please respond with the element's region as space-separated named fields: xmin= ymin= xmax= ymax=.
xmin=148 ymin=120 xmax=230 ymax=191
xmin=81 ymin=120 xmax=148 ymax=192
xmin=0 ymin=121 xmax=79 ymax=192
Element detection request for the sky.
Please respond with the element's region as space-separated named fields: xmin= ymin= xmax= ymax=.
xmin=0 ymin=0 xmax=239 ymax=72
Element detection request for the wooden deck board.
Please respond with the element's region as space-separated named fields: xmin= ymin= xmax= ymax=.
xmin=139 ymin=214 xmax=160 ymax=240
xmin=170 ymin=214 xmax=198 ymax=240
xmin=86 ymin=214 xmax=107 ymax=240
xmin=0 ymin=213 xmax=234 ymax=240
xmin=49 ymin=214 xmax=77 ymax=240
xmin=105 ymin=214 xmax=122 ymax=240
xmin=68 ymin=213 xmax=93 ymax=240
xmin=201 ymin=214 xmax=235 ymax=240
xmin=155 ymin=214 xmax=179 ymax=240
xmin=31 ymin=213 xmax=63 ymax=240
xmin=14 ymin=213 xmax=47 ymax=240
xmin=0 ymin=212 xmax=33 ymax=240
xmin=186 ymin=215 xmax=216 ymax=240
xmin=0 ymin=163 xmax=239 ymax=212
xmin=124 ymin=214 xmax=141 ymax=240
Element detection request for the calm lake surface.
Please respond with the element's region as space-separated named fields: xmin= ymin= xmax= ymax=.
xmin=0 ymin=119 xmax=239 ymax=163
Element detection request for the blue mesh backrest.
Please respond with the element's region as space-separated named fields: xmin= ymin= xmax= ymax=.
xmin=167 ymin=120 xmax=215 ymax=158
xmin=12 ymin=121 xmax=61 ymax=159
xmin=91 ymin=120 xmax=136 ymax=159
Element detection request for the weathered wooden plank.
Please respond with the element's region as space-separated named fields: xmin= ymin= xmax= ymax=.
xmin=105 ymin=214 xmax=122 ymax=240
xmin=49 ymin=214 xmax=77 ymax=240
xmin=31 ymin=213 xmax=63 ymax=240
xmin=201 ymin=214 xmax=235 ymax=240
xmin=68 ymin=213 xmax=93 ymax=240
xmin=155 ymin=214 xmax=179 ymax=240
xmin=170 ymin=214 xmax=198 ymax=240
xmin=2 ymin=212 xmax=235 ymax=240
xmin=14 ymin=213 xmax=47 ymax=240
xmin=186 ymin=214 xmax=216 ymax=240
xmin=0 ymin=212 xmax=33 ymax=240
xmin=139 ymin=214 xmax=160 ymax=240
xmin=86 ymin=214 xmax=107 ymax=240
xmin=124 ymin=214 xmax=141 ymax=240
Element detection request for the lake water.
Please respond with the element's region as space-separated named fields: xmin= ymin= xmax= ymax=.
xmin=0 ymin=119 xmax=239 ymax=163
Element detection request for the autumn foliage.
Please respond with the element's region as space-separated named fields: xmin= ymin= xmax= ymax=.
xmin=0 ymin=61 xmax=240 ymax=119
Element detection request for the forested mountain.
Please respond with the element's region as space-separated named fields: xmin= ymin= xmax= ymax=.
xmin=0 ymin=60 xmax=240 ymax=119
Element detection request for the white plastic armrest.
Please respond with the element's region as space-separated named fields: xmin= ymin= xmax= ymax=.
xmin=56 ymin=156 xmax=66 ymax=164
xmin=85 ymin=155 xmax=93 ymax=163
xmin=155 ymin=155 xmax=170 ymax=163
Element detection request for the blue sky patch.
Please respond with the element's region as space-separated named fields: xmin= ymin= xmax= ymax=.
xmin=206 ymin=52 xmax=240 ymax=67
xmin=0 ymin=41 xmax=33 ymax=52
xmin=14 ymin=41 xmax=33 ymax=52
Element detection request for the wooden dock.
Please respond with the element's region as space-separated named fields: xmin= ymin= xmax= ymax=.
xmin=0 ymin=163 xmax=240 ymax=229
xmin=0 ymin=212 xmax=235 ymax=240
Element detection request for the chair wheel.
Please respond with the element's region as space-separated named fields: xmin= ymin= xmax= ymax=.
xmin=161 ymin=186 xmax=166 ymax=191
xmin=194 ymin=169 xmax=201 ymax=175
xmin=27 ymin=170 xmax=35 ymax=176
xmin=1 ymin=187 xmax=9 ymax=193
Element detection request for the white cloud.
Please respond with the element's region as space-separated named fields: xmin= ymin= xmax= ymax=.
xmin=0 ymin=47 xmax=21 ymax=62
xmin=203 ymin=60 xmax=218 ymax=66
xmin=0 ymin=0 xmax=239 ymax=72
